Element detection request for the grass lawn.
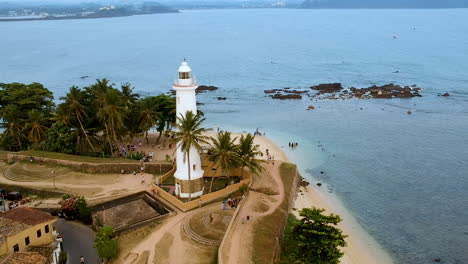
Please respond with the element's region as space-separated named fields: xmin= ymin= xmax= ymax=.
xmin=251 ymin=162 xmax=297 ymax=264
xmin=279 ymin=214 xmax=301 ymax=263
xmin=18 ymin=150 xmax=138 ymax=163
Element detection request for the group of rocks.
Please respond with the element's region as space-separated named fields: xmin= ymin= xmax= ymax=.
xmin=265 ymin=83 xmax=428 ymax=100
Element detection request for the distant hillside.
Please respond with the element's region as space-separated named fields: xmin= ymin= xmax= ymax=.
xmin=300 ymin=0 xmax=468 ymax=8
xmin=0 ymin=1 xmax=178 ymax=21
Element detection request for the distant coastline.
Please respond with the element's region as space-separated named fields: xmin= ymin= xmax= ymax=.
xmin=0 ymin=10 xmax=179 ymax=22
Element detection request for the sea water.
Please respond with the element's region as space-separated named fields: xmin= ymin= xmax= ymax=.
xmin=1 ymin=9 xmax=467 ymax=264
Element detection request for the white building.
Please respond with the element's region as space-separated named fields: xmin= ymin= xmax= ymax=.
xmin=173 ymin=60 xmax=205 ymax=198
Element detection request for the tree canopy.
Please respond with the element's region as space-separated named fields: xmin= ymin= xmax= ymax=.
xmin=282 ymin=207 xmax=348 ymax=264
xmin=94 ymin=225 xmax=118 ymax=260
xmin=0 ymin=80 xmax=177 ymax=155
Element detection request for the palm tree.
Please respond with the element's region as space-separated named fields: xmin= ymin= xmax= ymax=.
xmin=207 ymin=131 xmax=241 ymax=193
xmin=138 ymin=98 xmax=160 ymax=144
xmin=236 ymin=133 xmax=265 ymax=179
xmin=60 ymin=86 xmax=95 ymax=152
xmin=120 ymin=82 xmax=139 ymax=109
xmin=2 ymin=105 xmax=24 ymax=150
xmin=97 ymin=89 xmax=126 ymax=156
xmin=25 ymin=109 xmax=48 ymax=145
xmin=172 ymin=111 xmax=210 ymax=201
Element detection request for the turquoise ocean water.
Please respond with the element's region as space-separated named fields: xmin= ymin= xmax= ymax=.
xmin=1 ymin=9 xmax=468 ymax=263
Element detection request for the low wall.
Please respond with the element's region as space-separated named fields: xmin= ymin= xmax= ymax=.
xmin=7 ymin=154 xmax=172 ymax=174
xmin=153 ymin=169 xmax=251 ymax=212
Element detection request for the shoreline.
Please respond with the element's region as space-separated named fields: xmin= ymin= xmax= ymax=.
xmin=235 ymin=131 xmax=394 ymax=264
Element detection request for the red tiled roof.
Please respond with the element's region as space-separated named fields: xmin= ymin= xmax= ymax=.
xmin=0 ymin=207 xmax=55 ymax=226
xmin=0 ymin=252 xmax=48 ymax=264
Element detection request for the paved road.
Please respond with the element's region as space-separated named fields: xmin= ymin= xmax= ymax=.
xmin=54 ymin=218 xmax=101 ymax=264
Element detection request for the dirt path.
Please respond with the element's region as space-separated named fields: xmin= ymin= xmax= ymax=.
xmin=129 ymin=202 xmax=224 ymax=264
xmin=223 ymin=162 xmax=285 ymax=264
xmin=0 ymin=169 xmax=154 ymax=201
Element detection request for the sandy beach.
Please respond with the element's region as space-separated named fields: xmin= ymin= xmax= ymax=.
xmin=245 ymin=133 xmax=394 ymax=264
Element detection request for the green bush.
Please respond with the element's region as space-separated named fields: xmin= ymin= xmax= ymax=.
xmin=128 ymin=152 xmax=143 ymax=160
xmin=94 ymin=225 xmax=118 ymax=260
xmin=58 ymin=251 xmax=67 ymax=264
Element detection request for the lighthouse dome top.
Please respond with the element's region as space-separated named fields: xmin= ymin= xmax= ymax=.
xmin=178 ymin=61 xmax=192 ymax=73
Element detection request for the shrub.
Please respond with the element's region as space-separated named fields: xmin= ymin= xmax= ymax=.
xmin=58 ymin=251 xmax=67 ymax=264
xmin=94 ymin=225 xmax=118 ymax=260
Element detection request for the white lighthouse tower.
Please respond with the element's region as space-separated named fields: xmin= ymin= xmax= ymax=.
xmin=173 ymin=60 xmax=204 ymax=198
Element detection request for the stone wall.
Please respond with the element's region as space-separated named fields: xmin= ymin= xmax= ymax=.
xmin=152 ymin=168 xmax=252 ymax=212
xmin=7 ymin=154 xmax=172 ymax=174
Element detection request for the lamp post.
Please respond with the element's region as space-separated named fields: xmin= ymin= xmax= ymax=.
xmin=51 ymin=170 xmax=56 ymax=189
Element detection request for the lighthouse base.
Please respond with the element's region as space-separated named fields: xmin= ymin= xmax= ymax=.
xmin=174 ymin=177 xmax=204 ymax=198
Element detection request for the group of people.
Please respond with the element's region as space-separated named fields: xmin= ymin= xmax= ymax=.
xmin=222 ymin=197 xmax=240 ymax=210
xmin=288 ymin=142 xmax=299 ymax=149
xmin=254 ymin=128 xmax=265 ymax=136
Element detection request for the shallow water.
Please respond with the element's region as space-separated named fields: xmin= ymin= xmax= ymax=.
xmin=1 ymin=8 xmax=468 ymax=263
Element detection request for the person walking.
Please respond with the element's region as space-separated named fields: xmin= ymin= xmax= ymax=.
xmin=80 ymin=256 xmax=85 ymax=264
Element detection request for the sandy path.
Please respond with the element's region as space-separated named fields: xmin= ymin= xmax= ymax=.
xmin=0 ymin=170 xmax=154 ymax=201
xmin=224 ymin=162 xmax=284 ymax=264
xmin=130 ymin=211 xmax=188 ymax=263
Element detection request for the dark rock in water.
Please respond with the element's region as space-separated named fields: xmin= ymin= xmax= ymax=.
xmin=310 ymin=83 xmax=343 ymax=93
xmin=434 ymin=258 xmax=441 ymax=263
xmin=393 ymin=70 xmax=400 ymax=73
xmin=320 ymin=171 xmax=324 ymax=174
xmin=270 ymin=93 xmax=302 ymax=100
xmin=196 ymin=85 xmax=219 ymax=94
xmin=316 ymin=183 xmax=322 ymax=187
xmin=438 ymin=92 xmax=450 ymax=97
xmin=80 ymin=76 xmax=89 ymax=79
xmin=216 ymin=97 xmax=227 ymax=100
xmin=264 ymin=89 xmax=280 ymax=94
xmin=300 ymin=180 xmax=310 ymax=187
xmin=407 ymin=110 xmax=412 ymax=115
xmin=283 ymin=89 xmax=309 ymax=94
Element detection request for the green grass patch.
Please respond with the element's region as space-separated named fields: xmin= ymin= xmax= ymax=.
xmin=18 ymin=150 xmax=138 ymax=163
xmin=280 ymin=214 xmax=301 ymax=264
xmin=251 ymin=162 xmax=297 ymax=264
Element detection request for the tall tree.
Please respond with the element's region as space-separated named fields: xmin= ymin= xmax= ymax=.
xmin=236 ymin=133 xmax=264 ymax=178
xmin=25 ymin=109 xmax=48 ymax=145
xmin=1 ymin=105 xmax=24 ymax=150
xmin=60 ymin=86 xmax=95 ymax=152
xmin=207 ymin=131 xmax=241 ymax=193
xmin=290 ymin=207 xmax=347 ymax=264
xmin=172 ymin=111 xmax=210 ymax=201
xmin=138 ymin=97 xmax=160 ymax=144
xmin=97 ymin=89 xmax=126 ymax=156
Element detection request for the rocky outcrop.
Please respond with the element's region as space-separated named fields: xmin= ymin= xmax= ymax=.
xmin=312 ymin=83 xmax=423 ymax=99
xmin=270 ymin=94 xmax=302 ymax=100
xmin=438 ymin=92 xmax=450 ymax=96
xmin=310 ymin=83 xmax=343 ymax=94
xmin=196 ymin=85 xmax=219 ymax=94
xmin=216 ymin=97 xmax=227 ymax=100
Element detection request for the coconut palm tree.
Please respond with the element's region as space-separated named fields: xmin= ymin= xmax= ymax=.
xmin=207 ymin=131 xmax=242 ymax=193
xmin=97 ymin=89 xmax=126 ymax=156
xmin=2 ymin=105 xmax=24 ymax=150
xmin=138 ymin=98 xmax=160 ymax=144
xmin=236 ymin=133 xmax=265 ymax=178
xmin=172 ymin=111 xmax=210 ymax=201
xmin=120 ymin=82 xmax=139 ymax=109
xmin=25 ymin=109 xmax=48 ymax=145
xmin=60 ymin=86 xmax=95 ymax=152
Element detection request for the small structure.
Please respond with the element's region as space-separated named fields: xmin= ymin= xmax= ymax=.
xmin=0 ymin=207 xmax=62 ymax=264
xmin=172 ymin=60 xmax=205 ymax=198
xmin=92 ymin=192 xmax=173 ymax=234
